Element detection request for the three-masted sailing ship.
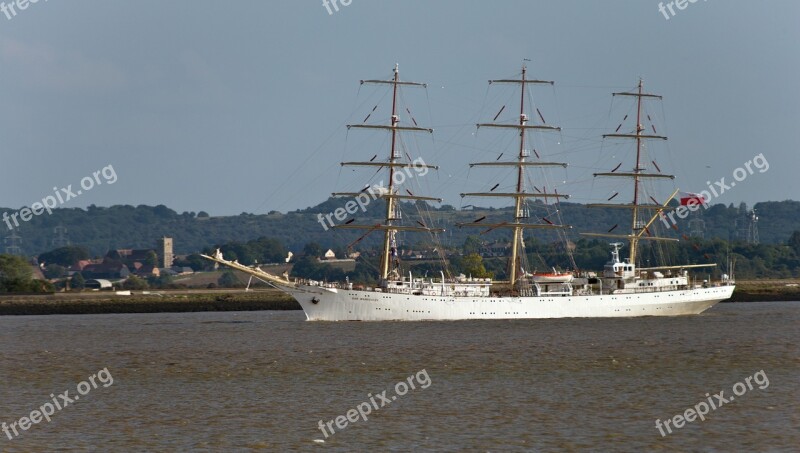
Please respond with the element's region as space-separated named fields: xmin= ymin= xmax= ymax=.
xmin=202 ymin=65 xmax=735 ymax=321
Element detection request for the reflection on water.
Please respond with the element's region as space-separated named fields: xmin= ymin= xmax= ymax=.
xmin=1 ymin=303 xmax=798 ymax=451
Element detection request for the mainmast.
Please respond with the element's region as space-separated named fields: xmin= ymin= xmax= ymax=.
xmin=584 ymin=79 xmax=677 ymax=264
xmin=459 ymin=65 xmax=570 ymax=287
xmin=333 ymin=64 xmax=442 ymax=281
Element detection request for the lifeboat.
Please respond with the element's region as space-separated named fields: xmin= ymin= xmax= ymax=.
xmin=526 ymin=268 xmax=574 ymax=283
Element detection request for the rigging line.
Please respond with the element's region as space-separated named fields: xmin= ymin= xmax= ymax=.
xmin=559 ymin=84 xmax=632 ymax=89
xmin=425 ymin=84 xmax=435 ymax=147
xmin=436 ymin=85 xmax=488 ymax=166
xmin=605 ymin=87 xmax=615 ymax=129
xmin=257 ymin=82 xmax=395 ymax=213
xmin=659 ymin=99 xmax=681 ymax=189
xmin=551 ymin=81 xmax=563 ymax=127
xmin=550 ymin=89 xmax=567 ymax=159
xmin=255 ymin=122 xmax=343 ymax=214
xmin=360 ymin=86 xmax=392 ymax=125
xmin=429 ymin=123 xmax=487 ymax=129
xmin=350 ymin=247 xmax=382 ymax=279
xmin=562 ymin=107 xmax=616 ymax=142
xmin=354 ymin=80 xmax=364 ymax=114
xmin=335 ymin=128 xmax=350 ymax=192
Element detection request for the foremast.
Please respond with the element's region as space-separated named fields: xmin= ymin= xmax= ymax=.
xmin=584 ymin=79 xmax=677 ymax=265
xmin=334 ymin=64 xmax=442 ymax=281
xmin=459 ymin=65 xmax=570 ymax=288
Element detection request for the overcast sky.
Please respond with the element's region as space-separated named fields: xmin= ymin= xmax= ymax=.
xmin=1 ymin=0 xmax=797 ymax=216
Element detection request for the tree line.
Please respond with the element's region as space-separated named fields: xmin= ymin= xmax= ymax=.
xmin=0 ymin=200 xmax=796 ymax=258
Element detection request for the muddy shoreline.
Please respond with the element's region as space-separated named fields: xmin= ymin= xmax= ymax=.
xmin=0 ymin=289 xmax=300 ymax=316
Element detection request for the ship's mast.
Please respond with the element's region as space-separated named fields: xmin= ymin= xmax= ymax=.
xmin=333 ymin=64 xmax=443 ymax=282
xmin=584 ymin=79 xmax=677 ymax=264
xmin=510 ymin=67 xmax=528 ymax=287
xmin=381 ymin=65 xmax=401 ymax=279
xmin=630 ymin=80 xmax=644 ymax=261
xmin=459 ymin=65 xmax=570 ymax=288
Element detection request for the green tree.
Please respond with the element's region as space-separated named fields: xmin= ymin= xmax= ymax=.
xmin=144 ymin=250 xmax=159 ymax=266
xmin=291 ymin=256 xmax=323 ymax=279
xmin=789 ymin=231 xmax=800 ymax=255
xmin=303 ymin=242 xmax=324 ymax=258
xmin=0 ymin=255 xmax=32 ymax=290
xmin=0 ymin=255 xmax=50 ymax=293
xmin=153 ymin=204 xmax=176 ymax=218
xmin=290 ymin=255 xmax=347 ymax=281
xmin=459 ymin=253 xmax=493 ymax=278
xmin=218 ymin=271 xmax=241 ymax=288
xmin=38 ymin=246 xmax=89 ymax=267
xmin=147 ymin=274 xmax=174 ymax=289
xmin=463 ymin=236 xmax=482 ymax=255
xmin=70 ymin=272 xmax=86 ymax=290
xmin=43 ymin=264 xmax=67 ymax=279
xmin=249 ymin=237 xmax=288 ymax=263
xmin=31 ymin=279 xmax=56 ymax=293
xmin=174 ymin=253 xmax=209 ymax=271
xmin=218 ymin=242 xmax=257 ymax=265
xmin=122 ymin=276 xmax=149 ymax=290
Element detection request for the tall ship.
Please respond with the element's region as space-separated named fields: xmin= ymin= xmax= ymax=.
xmin=203 ymin=65 xmax=735 ymax=321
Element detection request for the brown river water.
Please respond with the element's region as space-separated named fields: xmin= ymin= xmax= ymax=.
xmin=1 ymin=302 xmax=798 ymax=452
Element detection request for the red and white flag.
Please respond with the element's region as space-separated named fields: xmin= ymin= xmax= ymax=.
xmin=679 ymin=192 xmax=707 ymax=206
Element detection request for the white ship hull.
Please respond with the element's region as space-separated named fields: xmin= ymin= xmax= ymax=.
xmin=284 ymin=284 xmax=735 ymax=321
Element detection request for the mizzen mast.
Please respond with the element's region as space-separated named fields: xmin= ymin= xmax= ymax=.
xmin=459 ymin=65 xmax=570 ymax=287
xmin=583 ymin=79 xmax=677 ymax=264
xmin=334 ymin=64 xmax=442 ymax=281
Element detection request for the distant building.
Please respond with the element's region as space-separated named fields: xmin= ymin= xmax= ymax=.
xmin=85 ymin=279 xmax=114 ymax=290
xmin=82 ymin=262 xmax=130 ymax=279
xmin=111 ymin=249 xmax=153 ymax=263
xmin=157 ymin=237 xmax=174 ymax=268
xmin=108 ymin=240 xmax=173 ymax=271
xmin=400 ymin=249 xmax=424 ymax=260
xmin=395 ymin=248 xmax=442 ymax=260
xmin=30 ymin=264 xmax=46 ymax=281
xmin=70 ymin=260 xmax=98 ymax=272
xmin=171 ymin=266 xmax=194 ymax=275
xmin=479 ymin=241 xmax=511 ymax=258
xmin=159 ymin=266 xmax=193 ymax=277
xmin=133 ymin=265 xmax=160 ymax=278
xmin=317 ymin=249 xmax=356 ymax=266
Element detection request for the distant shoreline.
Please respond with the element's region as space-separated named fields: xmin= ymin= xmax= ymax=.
xmin=0 ymin=283 xmax=796 ymax=316
xmin=0 ymin=289 xmax=300 ymax=316
xmin=727 ymin=279 xmax=800 ymax=302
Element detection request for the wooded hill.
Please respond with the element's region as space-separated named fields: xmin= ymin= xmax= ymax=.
xmin=1 ymin=199 xmax=796 ymax=259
